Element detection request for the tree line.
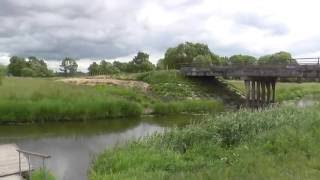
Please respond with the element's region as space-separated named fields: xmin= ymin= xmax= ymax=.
xmin=4 ymin=42 xmax=294 ymax=77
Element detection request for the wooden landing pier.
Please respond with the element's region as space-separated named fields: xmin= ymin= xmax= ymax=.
xmin=0 ymin=144 xmax=29 ymax=179
xmin=0 ymin=144 xmax=51 ymax=179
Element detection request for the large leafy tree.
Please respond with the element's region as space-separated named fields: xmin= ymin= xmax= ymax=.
xmin=258 ymin=51 xmax=294 ymax=65
xmin=229 ymin=55 xmax=257 ymax=65
xmin=27 ymin=56 xmax=53 ymax=77
xmin=162 ymin=42 xmax=219 ymax=69
xmin=0 ymin=65 xmax=6 ymax=85
xmin=88 ymin=62 xmax=100 ymax=75
xmin=60 ymin=57 xmax=78 ymax=76
xmin=113 ymin=61 xmax=128 ymax=72
xmin=8 ymin=56 xmax=53 ymax=77
xmin=88 ymin=60 xmax=120 ymax=76
xmin=99 ymin=60 xmax=120 ymax=75
xmin=8 ymin=56 xmax=27 ymax=76
xmin=127 ymin=52 xmax=155 ymax=73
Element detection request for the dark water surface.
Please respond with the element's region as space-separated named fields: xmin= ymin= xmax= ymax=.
xmin=0 ymin=115 xmax=203 ymax=180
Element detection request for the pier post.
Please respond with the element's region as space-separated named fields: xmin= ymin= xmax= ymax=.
xmin=266 ymin=80 xmax=271 ymax=104
xmin=271 ymin=79 xmax=276 ymax=103
xmin=256 ymin=80 xmax=261 ymax=107
xmin=245 ymin=80 xmax=251 ymax=106
xmin=261 ymin=80 xmax=266 ymax=106
xmin=251 ymin=80 xmax=256 ymax=107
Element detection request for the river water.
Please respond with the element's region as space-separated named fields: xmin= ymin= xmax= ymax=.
xmin=0 ymin=115 xmax=202 ymax=180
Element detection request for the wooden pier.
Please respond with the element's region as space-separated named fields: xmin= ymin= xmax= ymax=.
xmin=0 ymin=144 xmax=29 ymax=178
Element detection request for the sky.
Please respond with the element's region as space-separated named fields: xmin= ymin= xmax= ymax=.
xmin=1 ymin=0 xmax=320 ymax=71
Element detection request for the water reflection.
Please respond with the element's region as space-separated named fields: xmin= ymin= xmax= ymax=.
xmin=0 ymin=115 xmax=201 ymax=180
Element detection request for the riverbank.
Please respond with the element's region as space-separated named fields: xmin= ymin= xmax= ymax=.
xmin=0 ymin=71 xmax=227 ymax=124
xmin=90 ymin=101 xmax=320 ymax=179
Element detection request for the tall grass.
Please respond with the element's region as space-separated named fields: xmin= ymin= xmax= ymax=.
xmin=0 ymin=77 xmax=144 ymax=123
xmin=31 ymin=169 xmax=55 ymax=180
xmin=153 ymin=99 xmax=224 ymax=115
xmin=90 ymin=104 xmax=320 ymax=179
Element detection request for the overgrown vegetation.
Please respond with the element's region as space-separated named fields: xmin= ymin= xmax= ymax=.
xmin=154 ymin=100 xmax=223 ymax=115
xmin=0 ymin=77 xmax=146 ymax=123
xmin=0 ymin=73 xmax=227 ymax=123
xmin=88 ymin=51 xmax=155 ymax=75
xmin=8 ymin=56 xmax=53 ymax=77
xmin=31 ymin=169 xmax=56 ymax=180
xmin=90 ymin=103 xmax=320 ymax=179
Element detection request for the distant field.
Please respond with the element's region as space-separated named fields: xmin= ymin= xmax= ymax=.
xmin=228 ymin=80 xmax=320 ymax=101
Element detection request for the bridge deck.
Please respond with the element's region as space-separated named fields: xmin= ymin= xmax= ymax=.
xmin=181 ymin=65 xmax=320 ymax=78
xmin=0 ymin=144 xmax=29 ymax=177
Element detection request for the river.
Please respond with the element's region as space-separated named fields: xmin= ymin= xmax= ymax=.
xmin=0 ymin=115 xmax=203 ymax=180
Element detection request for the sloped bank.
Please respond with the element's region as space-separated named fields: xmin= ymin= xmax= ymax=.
xmin=90 ymin=103 xmax=320 ymax=179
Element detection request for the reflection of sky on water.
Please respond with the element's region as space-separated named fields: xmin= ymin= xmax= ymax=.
xmin=4 ymin=123 xmax=163 ymax=180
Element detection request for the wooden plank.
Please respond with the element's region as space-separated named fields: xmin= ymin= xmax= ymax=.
xmin=0 ymin=175 xmax=24 ymax=180
xmin=0 ymin=144 xmax=29 ymax=177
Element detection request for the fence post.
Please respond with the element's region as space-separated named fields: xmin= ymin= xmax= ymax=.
xmin=28 ymin=155 xmax=31 ymax=180
xmin=19 ymin=152 xmax=21 ymax=176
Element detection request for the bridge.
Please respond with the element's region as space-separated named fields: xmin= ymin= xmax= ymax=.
xmin=180 ymin=58 xmax=320 ymax=107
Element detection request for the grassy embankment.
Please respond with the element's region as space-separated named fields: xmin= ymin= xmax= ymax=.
xmin=0 ymin=77 xmax=147 ymax=123
xmin=90 ymin=102 xmax=320 ymax=179
xmin=137 ymin=70 xmax=225 ymax=115
xmin=0 ymin=70 xmax=226 ymax=123
xmin=228 ymin=80 xmax=320 ymax=101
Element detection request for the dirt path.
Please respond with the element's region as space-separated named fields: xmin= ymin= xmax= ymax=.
xmin=58 ymin=76 xmax=150 ymax=92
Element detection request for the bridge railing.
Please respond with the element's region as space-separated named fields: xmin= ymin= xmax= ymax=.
xmin=180 ymin=58 xmax=320 ymax=69
xmin=292 ymin=57 xmax=320 ymax=65
xmin=17 ymin=149 xmax=51 ymax=180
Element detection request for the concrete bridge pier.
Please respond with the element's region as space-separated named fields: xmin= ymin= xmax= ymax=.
xmin=244 ymin=77 xmax=277 ymax=108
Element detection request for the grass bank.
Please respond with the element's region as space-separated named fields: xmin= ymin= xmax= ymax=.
xmin=228 ymin=80 xmax=320 ymax=102
xmin=90 ymin=103 xmax=320 ymax=179
xmin=0 ymin=77 xmax=146 ymax=123
xmin=0 ymin=74 xmax=227 ymax=123
xmin=154 ymin=99 xmax=223 ymax=115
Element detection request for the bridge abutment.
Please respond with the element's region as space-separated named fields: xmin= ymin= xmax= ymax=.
xmin=244 ymin=77 xmax=276 ymax=108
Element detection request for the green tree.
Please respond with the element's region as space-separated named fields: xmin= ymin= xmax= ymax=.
xmin=7 ymin=56 xmax=52 ymax=77
xmin=127 ymin=52 xmax=155 ymax=73
xmin=99 ymin=60 xmax=120 ymax=75
xmin=21 ymin=67 xmax=36 ymax=77
xmin=8 ymin=56 xmax=27 ymax=76
xmin=229 ymin=54 xmax=257 ymax=65
xmin=113 ymin=61 xmax=128 ymax=72
xmin=258 ymin=51 xmax=294 ymax=65
xmin=88 ymin=62 xmax=100 ymax=76
xmin=60 ymin=57 xmax=78 ymax=76
xmin=162 ymin=42 xmax=219 ymax=69
xmin=27 ymin=56 xmax=53 ymax=77
xmin=218 ymin=56 xmax=230 ymax=65
xmin=156 ymin=58 xmax=166 ymax=70
xmin=0 ymin=65 xmax=6 ymax=85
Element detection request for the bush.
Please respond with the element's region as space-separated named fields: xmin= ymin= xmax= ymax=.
xmin=31 ymin=169 xmax=56 ymax=180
